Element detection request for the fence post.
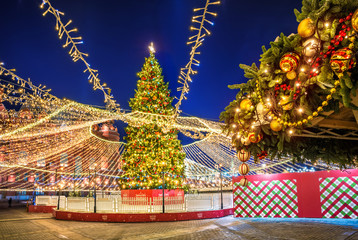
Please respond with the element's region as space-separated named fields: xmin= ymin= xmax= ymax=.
xmin=211 ymin=194 xmax=214 ymax=210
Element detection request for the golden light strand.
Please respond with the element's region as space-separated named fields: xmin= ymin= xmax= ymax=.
xmin=40 ymin=0 xmax=119 ymax=111
xmin=174 ymin=0 xmax=220 ymax=117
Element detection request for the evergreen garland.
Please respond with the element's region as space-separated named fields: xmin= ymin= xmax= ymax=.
xmin=220 ymin=0 xmax=358 ymax=168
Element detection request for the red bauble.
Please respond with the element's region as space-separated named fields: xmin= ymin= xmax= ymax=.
xmin=248 ymin=132 xmax=263 ymax=143
xmin=330 ymin=48 xmax=356 ymax=74
xmin=280 ymin=52 xmax=300 ymax=72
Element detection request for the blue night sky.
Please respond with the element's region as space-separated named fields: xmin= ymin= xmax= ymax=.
xmin=0 ymin=0 xmax=301 ymax=121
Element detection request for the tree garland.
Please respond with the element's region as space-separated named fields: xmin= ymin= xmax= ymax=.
xmin=220 ymin=0 xmax=358 ymax=173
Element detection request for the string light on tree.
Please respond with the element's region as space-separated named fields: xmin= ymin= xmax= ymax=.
xmin=120 ymin=44 xmax=185 ymax=190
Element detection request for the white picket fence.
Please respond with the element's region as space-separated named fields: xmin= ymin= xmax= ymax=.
xmin=35 ymin=193 xmax=233 ymax=213
xmin=35 ymin=195 xmax=66 ymax=209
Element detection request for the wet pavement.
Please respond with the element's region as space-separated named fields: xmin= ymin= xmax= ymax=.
xmin=0 ymin=207 xmax=357 ymax=240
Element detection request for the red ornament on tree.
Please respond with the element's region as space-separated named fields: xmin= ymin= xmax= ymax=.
xmin=248 ymin=132 xmax=263 ymax=143
xmin=280 ymin=52 xmax=300 ymax=72
xmin=330 ymin=48 xmax=356 ymax=75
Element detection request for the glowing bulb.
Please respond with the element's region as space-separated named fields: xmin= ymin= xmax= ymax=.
xmin=298 ymin=108 xmax=304 ymax=113
xmin=288 ymin=129 xmax=294 ymax=135
xmin=148 ymin=42 xmax=156 ymax=53
xmin=325 ymin=22 xmax=330 ymax=27
xmin=235 ymin=108 xmax=240 ymax=113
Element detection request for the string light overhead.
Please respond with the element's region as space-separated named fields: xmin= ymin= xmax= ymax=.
xmin=174 ymin=0 xmax=220 ymax=118
xmin=40 ymin=0 xmax=119 ymax=111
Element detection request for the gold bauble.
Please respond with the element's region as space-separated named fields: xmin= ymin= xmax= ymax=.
xmin=239 ymin=178 xmax=249 ymax=187
xmin=352 ymin=8 xmax=358 ymax=32
xmin=240 ymin=99 xmax=252 ymax=111
xmin=279 ymin=96 xmax=293 ymax=111
xmin=238 ymin=163 xmax=250 ymax=175
xmin=237 ymin=149 xmax=250 ymax=162
xmin=298 ymin=18 xmax=315 ymax=38
xmin=286 ymin=71 xmax=297 ymax=80
xmin=241 ymin=137 xmax=251 ymax=146
xmin=270 ymin=119 xmax=282 ymax=132
xmin=280 ymin=52 xmax=300 ymax=72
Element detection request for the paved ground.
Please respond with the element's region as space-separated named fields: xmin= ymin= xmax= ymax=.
xmin=0 ymin=207 xmax=357 ymax=240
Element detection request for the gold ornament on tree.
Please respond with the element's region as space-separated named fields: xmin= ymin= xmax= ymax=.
xmin=270 ymin=119 xmax=282 ymax=132
xmin=297 ymin=18 xmax=315 ymax=38
xmin=241 ymin=137 xmax=251 ymax=146
xmin=239 ymin=99 xmax=252 ymax=111
xmin=330 ymin=48 xmax=356 ymax=76
xmin=279 ymin=96 xmax=293 ymax=111
xmin=286 ymin=71 xmax=297 ymax=80
xmin=352 ymin=8 xmax=358 ymax=32
xmin=280 ymin=52 xmax=300 ymax=72
xmin=237 ymin=149 xmax=250 ymax=162
xmin=240 ymin=177 xmax=249 ymax=187
xmin=238 ymin=163 xmax=250 ymax=175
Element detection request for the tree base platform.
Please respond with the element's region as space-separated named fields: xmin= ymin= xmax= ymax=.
xmin=52 ymin=208 xmax=234 ymax=222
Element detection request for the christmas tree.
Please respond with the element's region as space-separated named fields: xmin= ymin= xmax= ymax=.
xmin=120 ymin=44 xmax=186 ymax=190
